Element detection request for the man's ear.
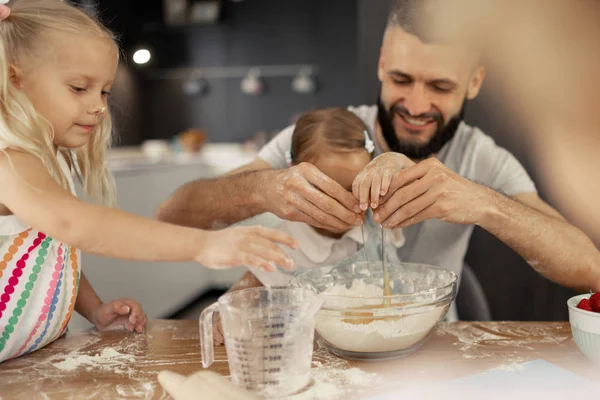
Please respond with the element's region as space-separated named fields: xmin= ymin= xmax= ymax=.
xmin=466 ymin=66 xmax=485 ymax=100
xmin=377 ymin=48 xmax=386 ymax=83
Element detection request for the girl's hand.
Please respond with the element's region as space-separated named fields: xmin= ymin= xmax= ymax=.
xmin=91 ymin=299 xmax=147 ymax=333
xmin=195 ymin=226 xmax=299 ymax=272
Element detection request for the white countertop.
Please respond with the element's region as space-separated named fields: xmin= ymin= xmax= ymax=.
xmin=109 ymin=143 xmax=258 ymax=174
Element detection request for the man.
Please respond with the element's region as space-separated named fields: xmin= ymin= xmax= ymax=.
xmin=157 ymin=0 xmax=600 ymax=326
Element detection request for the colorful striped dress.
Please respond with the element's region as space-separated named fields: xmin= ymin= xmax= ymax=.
xmin=0 ymin=154 xmax=80 ymax=363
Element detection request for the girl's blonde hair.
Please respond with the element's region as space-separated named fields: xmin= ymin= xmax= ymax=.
xmin=0 ymin=0 xmax=117 ymax=206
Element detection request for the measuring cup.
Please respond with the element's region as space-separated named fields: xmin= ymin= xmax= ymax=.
xmin=200 ymin=287 xmax=323 ymax=397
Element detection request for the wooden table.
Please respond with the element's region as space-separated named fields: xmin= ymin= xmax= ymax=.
xmin=0 ymin=320 xmax=598 ymax=399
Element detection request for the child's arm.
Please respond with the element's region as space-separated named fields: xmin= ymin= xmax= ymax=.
xmin=74 ymin=272 xmax=103 ymax=323
xmin=75 ymin=272 xmax=147 ymax=332
xmin=0 ymin=151 xmax=298 ymax=271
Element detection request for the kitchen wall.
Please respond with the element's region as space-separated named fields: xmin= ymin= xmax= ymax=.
xmin=99 ymin=0 xmax=360 ymax=145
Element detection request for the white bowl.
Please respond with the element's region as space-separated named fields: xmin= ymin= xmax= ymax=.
xmin=567 ymin=293 xmax=600 ymax=364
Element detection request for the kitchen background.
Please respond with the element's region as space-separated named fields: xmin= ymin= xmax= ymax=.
xmin=69 ymin=0 xmax=576 ymax=330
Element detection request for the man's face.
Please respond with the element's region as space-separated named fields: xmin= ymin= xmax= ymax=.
xmin=377 ymin=27 xmax=485 ymax=158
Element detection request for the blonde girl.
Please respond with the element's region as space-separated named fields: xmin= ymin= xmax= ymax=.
xmin=0 ymin=0 xmax=297 ymax=362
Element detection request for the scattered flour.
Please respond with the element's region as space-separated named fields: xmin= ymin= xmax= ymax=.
xmin=116 ymin=382 xmax=157 ymax=398
xmin=53 ymin=347 xmax=134 ymax=371
xmin=492 ymin=362 xmax=527 ymax=372
xmin=291 ymin=361 xmax=382 ymax=400
xmin=309 ymin=382 xmax=343 ymax=398
xmin=436 ymin=322 xmax=572 ymax=369
xmin=440 ymin=322 xmax=570 ymax=352
xmin=315 ymin=280 xmax=444 ymax=353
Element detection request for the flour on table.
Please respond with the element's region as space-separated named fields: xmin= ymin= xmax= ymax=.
xmin=291 ymin=362 xmax=382 ymax=400
xmin=492 ymin=362 xmax=527 ymax=372
xmin=115 ymin=382 xmax=171 ymax=399
xmin=280 ymin=340 xmax=382 ymax=400
xmin=439 ymin=322 xmax=569 ymax=352
xmin=436 ymin=322 xmax=571 ymax=368
xmin=53 ymin=347 xmax=134 ymax=371
xmin=309 ymin=382 xmax=343 ymax=398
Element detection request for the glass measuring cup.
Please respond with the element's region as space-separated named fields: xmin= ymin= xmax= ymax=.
xmin=200 ymin=287 xmax=323 ymax=397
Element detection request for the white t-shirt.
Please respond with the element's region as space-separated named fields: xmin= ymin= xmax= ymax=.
xmin=257 ymin=105 xmax=538 ymax=321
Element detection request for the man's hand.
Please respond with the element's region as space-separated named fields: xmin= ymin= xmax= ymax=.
xmin=373 ymin=158 xmax=493 ymax=228
xmin=91 ymin=299 xmax=147 ymax=333
xmin=266 ymin=163 xmax=363 ymax=230
xmin=352 ymin=153 xmax=415 ymax=210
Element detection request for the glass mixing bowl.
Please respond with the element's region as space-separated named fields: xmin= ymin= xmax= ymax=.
xmin=290 ymin=261 xmax=458 ymax=361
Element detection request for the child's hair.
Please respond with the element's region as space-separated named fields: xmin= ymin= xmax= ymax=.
xmin=0 ymin=0 xmax=117 ymax=206
xmin=288 ymin=107 xmax=374 ymax=165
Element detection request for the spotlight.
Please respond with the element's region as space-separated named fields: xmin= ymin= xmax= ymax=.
xmin=133 ymin=49 xmax=151 ymax=65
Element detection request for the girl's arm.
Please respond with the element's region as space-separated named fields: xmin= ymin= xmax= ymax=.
xmin=75 ymin=272 xmax=147 ymax=333
xmin=74 ymin=272 xmax=104 ymax=323
xmin=0 ymin=151 xmax=298 ymax=271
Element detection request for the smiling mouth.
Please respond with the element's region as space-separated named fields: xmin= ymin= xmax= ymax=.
xmin=397 ymin=113 xmax=435 ymax=128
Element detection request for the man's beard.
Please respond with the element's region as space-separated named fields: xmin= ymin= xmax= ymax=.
xmin=377 ymin=97 xmax=466 ymax=159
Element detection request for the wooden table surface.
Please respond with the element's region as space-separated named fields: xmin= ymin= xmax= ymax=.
xmin=0 ymin=320 xmax=598 ymax=400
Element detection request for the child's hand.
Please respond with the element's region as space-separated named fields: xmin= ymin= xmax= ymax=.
xmin=91 ymin=299 xmax=147 ymax=333
xmin=352 ymin=153 xmax=415 ymax=210
xmin=195 ymin=226 xmax=298 ymax=272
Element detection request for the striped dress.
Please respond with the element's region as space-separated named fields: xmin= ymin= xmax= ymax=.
xmin=0 ymin=154 xmax=80 ymax=363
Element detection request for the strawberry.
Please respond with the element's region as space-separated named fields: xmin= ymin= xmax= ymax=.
xmin=589 ymin=292 xmax=600 ymax=312
xmin=577 ymin=298 xmax=593 ymax=311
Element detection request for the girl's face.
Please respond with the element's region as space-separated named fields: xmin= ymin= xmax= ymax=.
xmin=14 ymin=31 xmax=118 ymax=148
xmin=312 ymin=148 xmax=372 ymax=236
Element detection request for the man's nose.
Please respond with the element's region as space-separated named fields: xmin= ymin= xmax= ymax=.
xmin=403 ymin=84 xmax=432 ymax=117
